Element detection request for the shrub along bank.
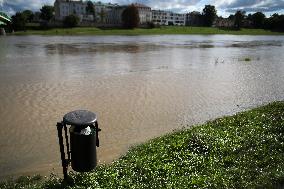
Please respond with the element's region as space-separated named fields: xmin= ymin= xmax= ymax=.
xmin=1 ymin=101 xmax=284 ymax=188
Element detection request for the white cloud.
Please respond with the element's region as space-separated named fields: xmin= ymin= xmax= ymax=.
xmin=2 ymin=0 xmax=54 ymax=13
xmin=208 ymin=0 xmax=235 ymax=8
xmin=209 ymin=0 xmax=284 ymax=13
xmin=2 ymin=0 xmax=283 ymax=16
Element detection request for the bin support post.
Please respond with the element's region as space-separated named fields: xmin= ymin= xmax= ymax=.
xmin=57 ymin=122 xmax=68 ymax=180
xmin=63 ymin=123 xmax=71 ymax=163
xmin=95 ymin=121 xmax=100 ymax=147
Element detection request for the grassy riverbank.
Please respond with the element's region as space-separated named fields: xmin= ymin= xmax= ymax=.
xmin=1 ymin=101 xmax=284 ymax=188
xmin=14 ymin=26 xmax=284 ymax=36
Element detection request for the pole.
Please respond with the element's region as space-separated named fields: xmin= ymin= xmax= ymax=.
xmin=56 ymin=122 xmax=68 ymax=180
xmin=95 ymin=121 xmax=100 ymax=147
xmin=63 ymin=123 xmax=71 ymax=164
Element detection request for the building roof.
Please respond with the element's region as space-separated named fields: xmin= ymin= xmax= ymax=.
xmin=152 ymin=10 xmax=171 ymax=13
xmin=132 ymin=3 xmax=151 ymax=9
xmin=93 ymin=2 xmax=120 ymax=7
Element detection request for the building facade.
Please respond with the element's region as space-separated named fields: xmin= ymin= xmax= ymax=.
xmin=54 ymin=0 xmax=88 ymax=21
xmin=92 ymin=2 xmax=120 ymax=23
xmin=54 ymin=1 xmax=152 ymax=25
xmin=133 ymin=3 xmax=152 ymax=24
xmin=54 ymin=0 xmax=188 ymax=27
xmin=152 ymin=10 xmax=185 ymax=26
xmin=105 ymin=5 xmax=127 ymax=25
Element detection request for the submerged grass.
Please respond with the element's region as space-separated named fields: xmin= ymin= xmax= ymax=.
xmin=239 ymin=57 xmax=252 ymax=62
xmin=14 ymin=26 xmax=284 ymax=36
xmin=1 ymin=101 xmax=284 ymax=188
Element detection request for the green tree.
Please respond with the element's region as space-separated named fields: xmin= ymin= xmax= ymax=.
xmin=264 ymin=13 xmax=284 ymax=31
xmin=11 ymin=12 xmax=27 ymax=31
xmin=86 ymin=1 xmax=95 ymax=15
xmin=22 ymin=10 xmax=34 ymax=23
xmin=228 ymin=14 xmax=235 ymax=20
xmin=251 ymin=12 xmax=265 ymax=28
xmin=122 ymin=4 xmax=140 ymax=29
xmin=63 ymin=14 xmax=80 ymax=27
xmin=40 ymin=5 xmax=54 ymax=22
xmin=234 ymin=10 xmax=246 ymax=29
xmin=202 ymin=5 xmax=217 ymax=26
xmin=99 ymin=9 xmax=106 ymax=23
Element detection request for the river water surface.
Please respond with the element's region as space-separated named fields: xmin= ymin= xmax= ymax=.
xmin=0 ymin=35 xmax=284 ymax=179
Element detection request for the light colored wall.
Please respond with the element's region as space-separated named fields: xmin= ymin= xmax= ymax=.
xmin=55 ymin=1 xmax=185 ymax=26
xmin=152 ymin=10 xmax=185 ymax=26
xmin=54 ymin=0 xmax=86 ymax=21
xmin=137 ymin=7 xmax=152 ymax=24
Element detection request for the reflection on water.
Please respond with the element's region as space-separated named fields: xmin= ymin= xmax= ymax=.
xmin=230 ymin=40 xmax=282 ymax=48
xmin=0 ymin=35 xmax=284 ymax=179
xmin=44 ymin=43 xmax=162 ymax=54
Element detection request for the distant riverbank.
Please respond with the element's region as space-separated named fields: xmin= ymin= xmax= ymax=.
xmin=1 ymin=102 xmax=284 ymax=188
xmin=13 ymin=26 xmax=284 ymax=36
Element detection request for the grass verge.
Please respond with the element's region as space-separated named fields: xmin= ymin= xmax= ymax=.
xmin=1 ymin=101 xmax=284 ymax=188
xmin=13 ymin=26 xmax=284 ymax=36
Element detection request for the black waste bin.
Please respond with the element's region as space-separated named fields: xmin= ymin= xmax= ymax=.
xmin=69 ymin=125 xmax=97 ymax=172
xmin=57 ymin=110 xmax=100 ymax=180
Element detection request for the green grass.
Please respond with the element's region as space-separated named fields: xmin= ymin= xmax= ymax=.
xmin=13 ymin=26 xmax=284 ymax=36
xmin=1 ymin=101 xmax=284 ymax=188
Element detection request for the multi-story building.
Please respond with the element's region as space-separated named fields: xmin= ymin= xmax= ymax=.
xmin=105 ymin=5 xmax=127 ymax=25
xmin=152 ymin=10 xmax=185 ymax=26
xmin=100 ymin=3 xmax=152 ymax=25
xmin=54 ymin=0 xmax=88 ymax=21
xmin=133 ymin=3 xmax=152 ymax=24
xmin=92 ymin=2 xmax=119 ymax=23
xmin=54 ymin=0 xmax=127 ymax=25
xmin=54 ymin=0 xmax=185 ymax=27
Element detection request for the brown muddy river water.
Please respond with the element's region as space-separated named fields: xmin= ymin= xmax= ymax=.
xmin=0 ymin=35 xmax=284 ymax=179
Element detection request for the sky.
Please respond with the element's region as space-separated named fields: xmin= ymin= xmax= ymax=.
xmin=0 ymin=0 xmax=283 ymax=17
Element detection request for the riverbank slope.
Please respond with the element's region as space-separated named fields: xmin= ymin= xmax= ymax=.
xmin=14 ymin=26 xmax=284 ymax=36
xmin=1 ymin=101 xmax=284 ymax=188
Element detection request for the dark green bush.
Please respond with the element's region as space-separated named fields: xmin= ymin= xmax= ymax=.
xmin=63 ymin=14 xmax=80 ymax=28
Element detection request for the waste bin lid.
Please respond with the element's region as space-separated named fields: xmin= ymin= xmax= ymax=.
xmin=63 ymin=110 xmax=97 ymax=127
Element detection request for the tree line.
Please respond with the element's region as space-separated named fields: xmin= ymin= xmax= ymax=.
xmin=9 ymin=3 xmax=284 ymax=31
xmin=196 ymin=5 xmax=284 ymax=31
xmin=10 ymin=5 xmax=54 ymax=31
xmin=229 ymin=10 xmax=284 ymax=31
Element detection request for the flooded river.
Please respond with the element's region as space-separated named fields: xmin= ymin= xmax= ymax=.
xmin=0 ymin=35 xmax=284 ymax=179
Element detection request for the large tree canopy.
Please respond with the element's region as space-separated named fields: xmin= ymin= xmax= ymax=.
xmin=202 ymin=5 xmax=217 ymax=27
xmin=11 ymin=12 xmax=27 ymax=31
xmin=40 ymin=5 xmax=54 ymax=22
xmin=121 ymin=4 xmax=140 ymax=29
xmin=86 ymin=1 xmax=95 ymax=15
xmin=234 ymin=10 xmax=246 ymax=29
xmin=264 ymin=13 xmax=284 ymax=31
xmin=64 ymin=14 xmax=80 ymax=27
xmin=251 ymin=12 xmax=266 ymax=28
xmin=22 ymin=10 xmax=34 ymax=23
